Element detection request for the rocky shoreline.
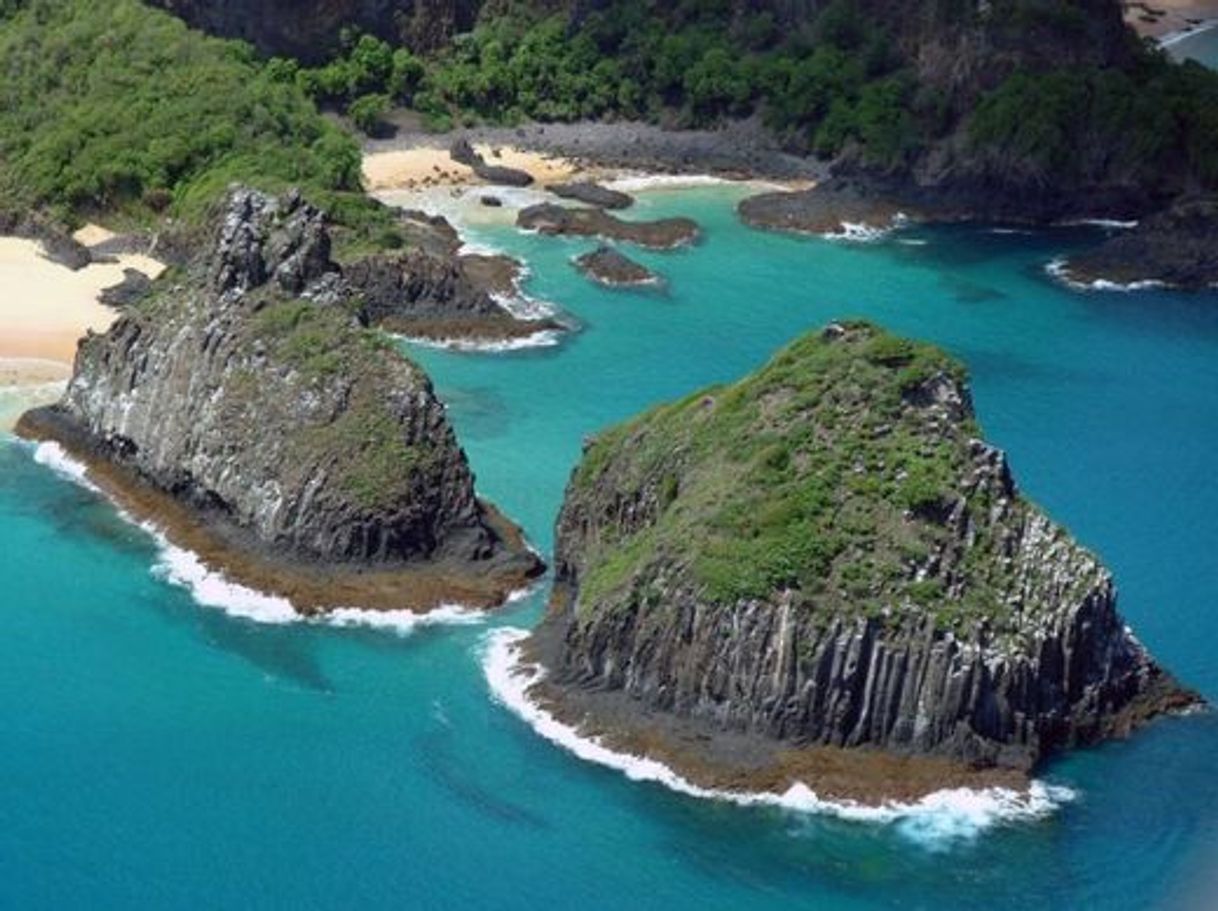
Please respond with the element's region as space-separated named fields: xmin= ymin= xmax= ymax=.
xmin=523 ymin=323 xmax=1201 ymax=802
xmin=1060 ymin=196 xmax=1218 ymax=289
xmin=18 ymin=407 xmax=542 ymax=614
xmin=16 ymin=186 xmax=545 ymax=616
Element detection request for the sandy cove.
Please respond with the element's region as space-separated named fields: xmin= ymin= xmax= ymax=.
xmin=363 ymin=143 xmax=592 ymax=191
xmin=1125 ymin=0 xmax=1218 ymax=38
xmin=0 ymin=230 xmax=165 ymax=431
xmin=0 ymin=233 xmax=164 ymax=370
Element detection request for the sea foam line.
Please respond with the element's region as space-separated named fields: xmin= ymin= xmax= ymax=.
xmin=1161 ymin=19 xmax=1218 ymax=48
xmin=482 ymin=627 xmax=1075 ymax=842
xmin=1046 ymin=258 xmax=1166 ymax=292
xmin=29 ymin=440 xmax=509 ymax=633
xmin=604 ymin=173 xmax=732 ymax=193
xmin=391 ymin=328 xmax=564 ymax=353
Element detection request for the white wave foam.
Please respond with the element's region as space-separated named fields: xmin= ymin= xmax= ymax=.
xmin=32 ymin=441 xmax=99 ymax=491
xmin=822 ymin=222 xmax=891 ymax=243
xmin=1161 ymin=19 xmax=1218 ymax=48
xmin=605 ymin=173 xmax=731 ymax=193
xmin=149 ymin=532 xmax=300 ymax=623
xmin=327 ymin=603 xmax=486 ymax=635
xmin=1046 ymin=258 xmax=1166 ymax=292
xmin=392 ymin=329 xmax=564 ymax=353
xmin=25 ymin=442 xmax=515 ymax=633
xmin=483 ymin=627 xmax=1075 ymax=841
xmin=1060 ymin=218 xmax=1139 ymax=230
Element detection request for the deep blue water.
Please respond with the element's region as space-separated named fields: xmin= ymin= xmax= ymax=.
xmin=3 ymin=187 xmax=1218 ymax=909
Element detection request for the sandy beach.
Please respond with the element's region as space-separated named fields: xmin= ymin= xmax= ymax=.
xmin=1125 ymin=0 xmax=1218 ymax=38
xmin=0 ymin=233 xmax=164 ymax=388
xmin=363 ymin=144 xmax=589 ymax=191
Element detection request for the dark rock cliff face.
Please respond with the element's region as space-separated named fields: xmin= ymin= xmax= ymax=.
xmin=150 ymin=0 xmax=479 ymax=61
xmin=349 ymin=248 xmax=563 ymax=340
xmin=19 ymin=187 xmax=542 ymax=609
xmin=534 ymin=323 xmax=1196 ymax=774
xmin=1062 ymin=196 xmax=1218 ymax=289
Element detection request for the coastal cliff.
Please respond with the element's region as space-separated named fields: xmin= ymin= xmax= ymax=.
xmin=17 ymin=187 xmax=543 ymax=613
xmin=149 ymin=0 xmax=479 ymax=61
xmin=529 ymin=322 xmax=1196 ymax=797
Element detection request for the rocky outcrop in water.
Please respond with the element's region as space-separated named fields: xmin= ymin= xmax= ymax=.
xmin=349 ymin=248 xmax=564 ymax=342
xmin=519 ymin=203 xmax=700 ymax=250
xmin=573 ymin=246 xmax=661 ymax=287
xmin=530 ymin=322 xmax=1197 ymax=792
xmin=548 ymin=181 xmax=634 ymax=210
xmin=1061 ymin=197 xmax=1218 ymax=290
xmin=17 ymin=186 xmax=543 ymax=613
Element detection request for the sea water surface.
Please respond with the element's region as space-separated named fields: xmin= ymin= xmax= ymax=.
xmin=3 ymin=186 xmax=1218 ymax=909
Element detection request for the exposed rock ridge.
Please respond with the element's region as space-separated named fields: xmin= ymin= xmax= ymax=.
xmin=536 ymin=322 xmax=1196 ymax=776
xmin=19 ymin=186 xmax=543 ymax=611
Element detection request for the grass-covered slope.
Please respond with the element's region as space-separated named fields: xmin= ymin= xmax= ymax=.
xmin=0 ymin=0 xmax=364 ymax=225
xmin=540 ymin=322 xmax=1192 ymax=774
xmin=564 ymin=322 xmax=1020 ymax=631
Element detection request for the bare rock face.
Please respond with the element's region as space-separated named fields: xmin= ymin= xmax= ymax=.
xmin=518 ymin=203 xmax=700 ymax=250
xmin=1062 ymin=196 xmax=1218 ymax=290
xmin=348 ymin=249 xmax=563 ymax=342
xmin=533 ymin=322 xmax=1197 ymax=779
xmin=18 ymin=186 xmax=543 ymax=612
xmin=548 ymin=182 xmax=634 ymax=210
xmin=573 ymin=246 xmax=661 ymax=288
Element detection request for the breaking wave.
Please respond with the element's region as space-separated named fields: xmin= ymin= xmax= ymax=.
xmin=482 ymin=627 xmax=1076 ymax=843
xmin=28 ymin=441 xmax=509 ymax=633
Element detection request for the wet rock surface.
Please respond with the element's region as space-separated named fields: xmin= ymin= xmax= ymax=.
xmin=1062 ymin=196 xmax=1218 ymax=290
xmin=518 ymin=203 xmax=699 ymax=250
xmin=548 ymin=181 xmax=633 ymax=210
xmin=573 ymin=246 xmax=661 ymax=287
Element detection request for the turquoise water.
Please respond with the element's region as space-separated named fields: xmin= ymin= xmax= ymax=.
xmin=3 ymin=187 xmax=1218 ymax=909
xmin=1168 ymin=24 xmax=1218 ymax=68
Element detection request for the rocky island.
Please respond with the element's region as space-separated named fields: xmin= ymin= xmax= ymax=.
xmin=524 ymin=322 xmax=1198 ymax=802
xmin=1060 ymin=196 xmax=1218 ymax=289
xmin=572 ymin=246 xmax=662 ymax=288
xmin=17 ymin=187 xmax=544 ymax=615
xmin=518 ymin=203 xmax=700 ymax=250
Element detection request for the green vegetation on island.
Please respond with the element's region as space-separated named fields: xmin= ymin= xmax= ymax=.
xmin=567 ymin=322 xmax=1064 ymax=633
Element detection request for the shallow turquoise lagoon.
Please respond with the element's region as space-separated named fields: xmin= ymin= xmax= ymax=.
xmin=3 ymin=187 xmax=1218 ymax=909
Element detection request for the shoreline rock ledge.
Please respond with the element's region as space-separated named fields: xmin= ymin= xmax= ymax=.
xmin=17 ymin=187 xmax=544 ymax=615
xmin=526 ymin=322 xmax=1200 ymax=804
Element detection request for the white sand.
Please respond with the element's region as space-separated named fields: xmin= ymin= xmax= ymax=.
xmin=71 ymin=223 xmax=117 ymax=247
xmin=362 ymin=144 xmax=590 ymax=191
xmin=0 ymin=235 xmax=165 ymax=380
xmin=1126 ymin=0 xmax=1218 ymax=38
